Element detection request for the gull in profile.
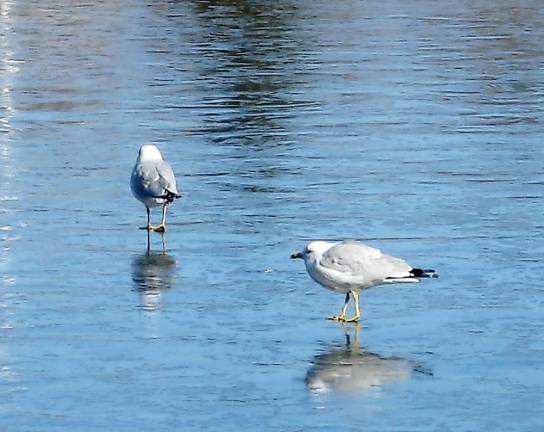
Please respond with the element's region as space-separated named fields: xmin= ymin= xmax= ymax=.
xmin=291 ymin=240 xmax=437 ymax=323
xmin=131 ymin=144 xmax=181 ymax=232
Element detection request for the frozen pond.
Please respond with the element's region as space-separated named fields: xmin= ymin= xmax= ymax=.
xmin=1 ymin=0 xmax=543 ymax=430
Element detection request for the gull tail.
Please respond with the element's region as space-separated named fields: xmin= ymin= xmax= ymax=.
xmin=154 ymin=190 xmax=182 ymax=203
xmin=384 ymin=268 xmax=438 ymax=284
xmin=410 ymin=268 xmax=439 ymax=278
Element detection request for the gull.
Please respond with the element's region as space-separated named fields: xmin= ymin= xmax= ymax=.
xmin=291 ymin=240 xmax=437 ymax=323
xmin=131 ymin=144 xmax=181 ymax=232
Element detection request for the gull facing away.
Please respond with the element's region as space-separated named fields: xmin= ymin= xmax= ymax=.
xmin=291 ymin=240 xmax=437 ymax=323
xmin=131 ymin=144 xmax=181 ymax=232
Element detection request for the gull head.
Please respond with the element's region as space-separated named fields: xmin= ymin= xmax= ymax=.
xmin=291 ymin=241 xmax=332 ymax=263
xmin=138 ymin=144 xmax=163 ymax=162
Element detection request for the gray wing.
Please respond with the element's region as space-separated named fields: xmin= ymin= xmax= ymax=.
xmin=131 ymin=160 xmax=178 ymax=199
xmin=320 ymin=240 xmax=412 ymax=280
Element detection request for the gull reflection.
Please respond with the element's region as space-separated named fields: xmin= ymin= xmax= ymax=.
xmin=306 ymin=327 xmax=425 ymax=395
xmin=132 ymin=233 xmax=176 ymax=311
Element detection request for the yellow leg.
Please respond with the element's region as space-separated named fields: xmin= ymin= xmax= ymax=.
xmin=140 ymin=207 xmax=158 ymax=231
xmin=328 ymin=292 xmax=350 ymax=322
xmin=344 ymin=290 xmax=361 ymax=322
xmin=153 ymin=205 xmax=168 ymax=232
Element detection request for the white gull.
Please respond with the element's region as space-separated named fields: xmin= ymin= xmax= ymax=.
xmin=130 ymin=144 xmax=181 ymax=232
xmin=291 ymin=240 xmax=437 ymax=322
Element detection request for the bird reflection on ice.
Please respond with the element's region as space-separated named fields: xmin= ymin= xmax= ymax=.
xmin=306 ymin=327 xmax=426 ymax=395
xmin=131 ymin=233 xmax=176 ymax=311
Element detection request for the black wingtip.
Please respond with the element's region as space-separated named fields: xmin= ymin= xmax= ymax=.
xmin=411 ymin=268 xmax=439 ymax=278
xmin=154 ymin=190 xmax=182 ymax=203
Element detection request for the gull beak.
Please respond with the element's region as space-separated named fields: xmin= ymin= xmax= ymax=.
xmin=290 ymin=251 xmax=303 ymax=259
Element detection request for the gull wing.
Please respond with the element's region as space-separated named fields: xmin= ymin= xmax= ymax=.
xmin=131 ymin=160 xmax=178 ymax=199
xmin=320 ymin=240 xmax=412 ymax=280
